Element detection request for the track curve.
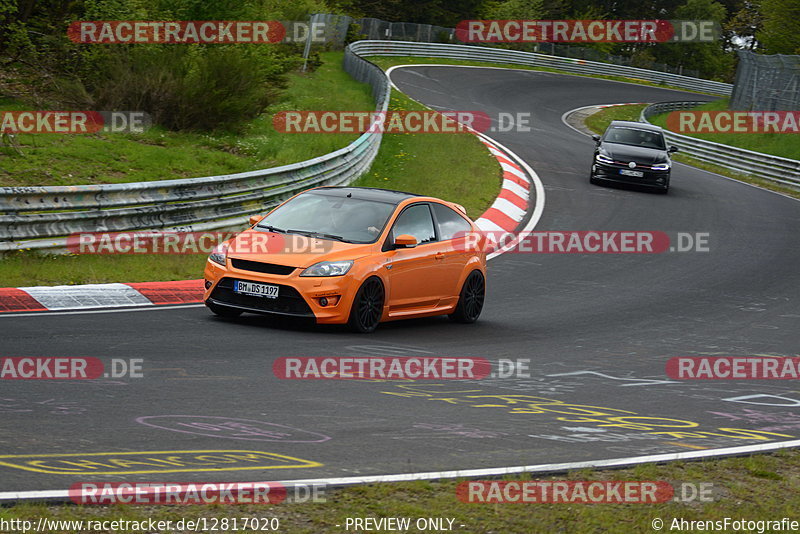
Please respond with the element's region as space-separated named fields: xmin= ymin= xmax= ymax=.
xmin=2 ymin=66 xmax=800 ymax=494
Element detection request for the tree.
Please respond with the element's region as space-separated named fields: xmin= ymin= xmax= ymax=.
xmin=330 ymin=0 xmax=484 ymax=26
xmin=652 ymin=0 xmax=734 ymax=79
xmin=481 ymin=0 xmax=544 ymax=19
xmin=757 ymin=0 xmax=800 ymax=54
xmin=724 ymin=0 xmax=761 ymax=50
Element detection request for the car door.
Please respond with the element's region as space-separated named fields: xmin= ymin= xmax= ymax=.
xmin=430 ymin=202 xmax=475 ymax=305
xmin=383 ymin=203 xmax=447 ymax=312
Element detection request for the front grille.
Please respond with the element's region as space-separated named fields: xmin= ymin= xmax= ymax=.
xmin=209 ymin=278 xmax=313 ymax=317
xmin=610 ymin=160 xmax=654 ymax=169
xmin=231 ymin=258 xmax=296 ymax=276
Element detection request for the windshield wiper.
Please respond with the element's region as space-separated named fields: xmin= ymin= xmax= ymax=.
xmin=256 ymin=224 xmax=286 ymax=233
xmin=286 ymin=229 xmax=347 ymax=242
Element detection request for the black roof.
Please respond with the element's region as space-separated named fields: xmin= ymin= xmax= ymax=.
xmin=311 ymin=186 xmax=420 ymax=204
xmin=608 ymin=120 xmax=663 ymax=132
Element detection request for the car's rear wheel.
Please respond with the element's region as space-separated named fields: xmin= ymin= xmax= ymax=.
xmin=449 ymin=270 xmax=485 ymax=324
xmin=207 ymin=301 xmax=243 ymax=318
xmin=348 ymin=277 xmax=385 ymax=333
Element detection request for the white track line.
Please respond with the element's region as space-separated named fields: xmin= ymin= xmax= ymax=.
xmin=0 ymin=303 xmax=205 ymax=318
xmin=5 ymin=438 xmax=800 ymax=502
xmin=387 ymin=65 xmax=546 ymax=261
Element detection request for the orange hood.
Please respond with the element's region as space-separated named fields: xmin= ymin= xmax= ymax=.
xmin=226 ymin=229 xmax=376 ymax=268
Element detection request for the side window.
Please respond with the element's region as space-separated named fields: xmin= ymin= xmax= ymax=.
xmin=432 ymin=203 xmax=471 ymax=241
xmin=391 ymin=204 xmax=436 ymax=245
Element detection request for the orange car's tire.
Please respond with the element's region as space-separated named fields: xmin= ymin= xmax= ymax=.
xmin=207 ymin=302 xmax=243 ymax=318
xmin=449 ymin=270 xmax=485 ymax=324
xmin=348 ymin=277 xmax=384 ymax=333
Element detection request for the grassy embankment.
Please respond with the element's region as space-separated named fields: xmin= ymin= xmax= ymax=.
xmin=0 ymin=53 xmax=499 ymax=286
xmin=3 ymin=449 xmax=800 ymax=533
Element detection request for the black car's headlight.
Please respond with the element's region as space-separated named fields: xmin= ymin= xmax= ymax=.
xmin=595 ymin=154 xmax=614 ymax=164
xmin=300 ymin=260 xmax=353 ymax=277
xmin=651 ymin=162 xmax=670 ymax=171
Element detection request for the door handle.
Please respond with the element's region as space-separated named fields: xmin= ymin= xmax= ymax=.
xmin=434 ymin=253 xmax=445 ymax=260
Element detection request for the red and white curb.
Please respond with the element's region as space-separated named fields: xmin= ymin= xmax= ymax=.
xmin=0 ymin=280 xmax=205 ymax=313
xmin=474 ymin=136 xmax=530 ymax=234
xmin=0 ymin=73 xmax=544 ymax=314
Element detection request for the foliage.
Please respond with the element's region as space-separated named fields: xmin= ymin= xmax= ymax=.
xmin=0 ymin=0 xmax=327 ymax=131
xmin=651 ymin=0 xmax=735 ymax=80
xmin=0 ymin=0 xmax=776 ymax=129
xmin=724 ymin=0 xmax=761 ymax=50
xmin=757 ymin=0 xmax=800 ymax=54
xmin=328 ymin=0 xmax=484 ymax=26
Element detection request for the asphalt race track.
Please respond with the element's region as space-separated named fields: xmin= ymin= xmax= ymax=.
xmin=2 ymin=66 xmax=800 ymax=493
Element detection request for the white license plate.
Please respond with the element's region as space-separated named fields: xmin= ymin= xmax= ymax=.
xmin=620 ymin=169 xmax=644 ymax=177
xmin=234 ymin=280 xmax=279 ymax=298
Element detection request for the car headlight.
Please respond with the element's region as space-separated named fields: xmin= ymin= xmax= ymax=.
xmin=301 ymin=260 xmax=353 ymax=277
xmin=651 ymin=163 xmax=670 ymax=171
xmin=595 ymin=153 xmax=614 ymax=164
xmin=209 ymin=242 xmax=229 ymax=266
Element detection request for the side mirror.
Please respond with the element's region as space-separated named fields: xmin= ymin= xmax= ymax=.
xmin=249 ymin=215 xmax=264 ymax=227
xmin=394 ymin=234 xmax=418 ymax=249
xmin=668 ymin=145 xmax=679 ymax=153
xmin=592 ymin=134 xmax=601 ymax=143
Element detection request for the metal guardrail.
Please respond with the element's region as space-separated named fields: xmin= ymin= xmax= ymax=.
xmin=0 ymin=40 xmax=741 ymax=252
xmin=0 ymin=46 xmax=390 ymax=252
xmin=349 ymin=41 xmax=732 ymax=96
xmin=640 ymin=102 xmax=800 ymax=188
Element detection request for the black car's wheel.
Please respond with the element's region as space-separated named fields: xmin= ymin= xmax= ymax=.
xmin=449 ymin=270 xmax=485 ymax=324
xmin=206 ymin=301 xmax=242 ymax=318
xmin=590 ymin=165 xmax=600 ymax=185
xmin=348 ymin=277 xmax=385 ymax=333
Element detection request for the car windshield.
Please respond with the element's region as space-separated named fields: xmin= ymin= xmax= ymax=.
xmin=257 ymin=191 xmax=396 ymax=244
xmin=604 ymin=127 xmax=666 ymax=150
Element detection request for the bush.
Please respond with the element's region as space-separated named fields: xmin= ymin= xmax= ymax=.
xmin=81 ymin=45 xmax=294 ymax=131
xmin=0 ymin=0 xmax=328 ymax=132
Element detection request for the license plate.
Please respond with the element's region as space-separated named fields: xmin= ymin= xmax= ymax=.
xmin=234 ymin=280 xmax=279 ymax=299
xmin=620 ymin=169 xmax=644 ymax=177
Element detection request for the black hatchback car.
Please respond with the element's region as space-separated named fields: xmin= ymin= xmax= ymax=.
xmin=590 ymin=121 xmax=678 ymax=193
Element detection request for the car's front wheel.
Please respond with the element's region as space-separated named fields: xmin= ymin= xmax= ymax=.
xmin=348 ymin=277 xmax=385 ymax=333
xmin=206 ymin=301 xmax=243 ymax=318
xmin=590 ymin=164 xmax=601 ymax=185
xmin=449 ymin=270 xmax=485 ymax=324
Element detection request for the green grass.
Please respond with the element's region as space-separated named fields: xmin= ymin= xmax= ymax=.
xmin=0 ymin=253 xmax=207 ymax=287
xmin=584 ymin=104 xmax=649 ymax=134
xmin=369 ymin=56 xmax=719 ymax=96
xmin=4 ymin=450 xmax=800 ymax=532
xmin=0 ymin=51 xmax=374 ymax=187
xmin=0 ymin=64 xmax=501 ymax=286
xmin=648 ymin=99 xmax=800 ymax=161
xmin=581 ymin=102 xmax=800 ymax=200
xmin=353 ymin=89 xmax=499 ymax=219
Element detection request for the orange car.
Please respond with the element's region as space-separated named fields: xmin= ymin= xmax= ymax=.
xmin=203 ymin=186 xmax=487 ymax=332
